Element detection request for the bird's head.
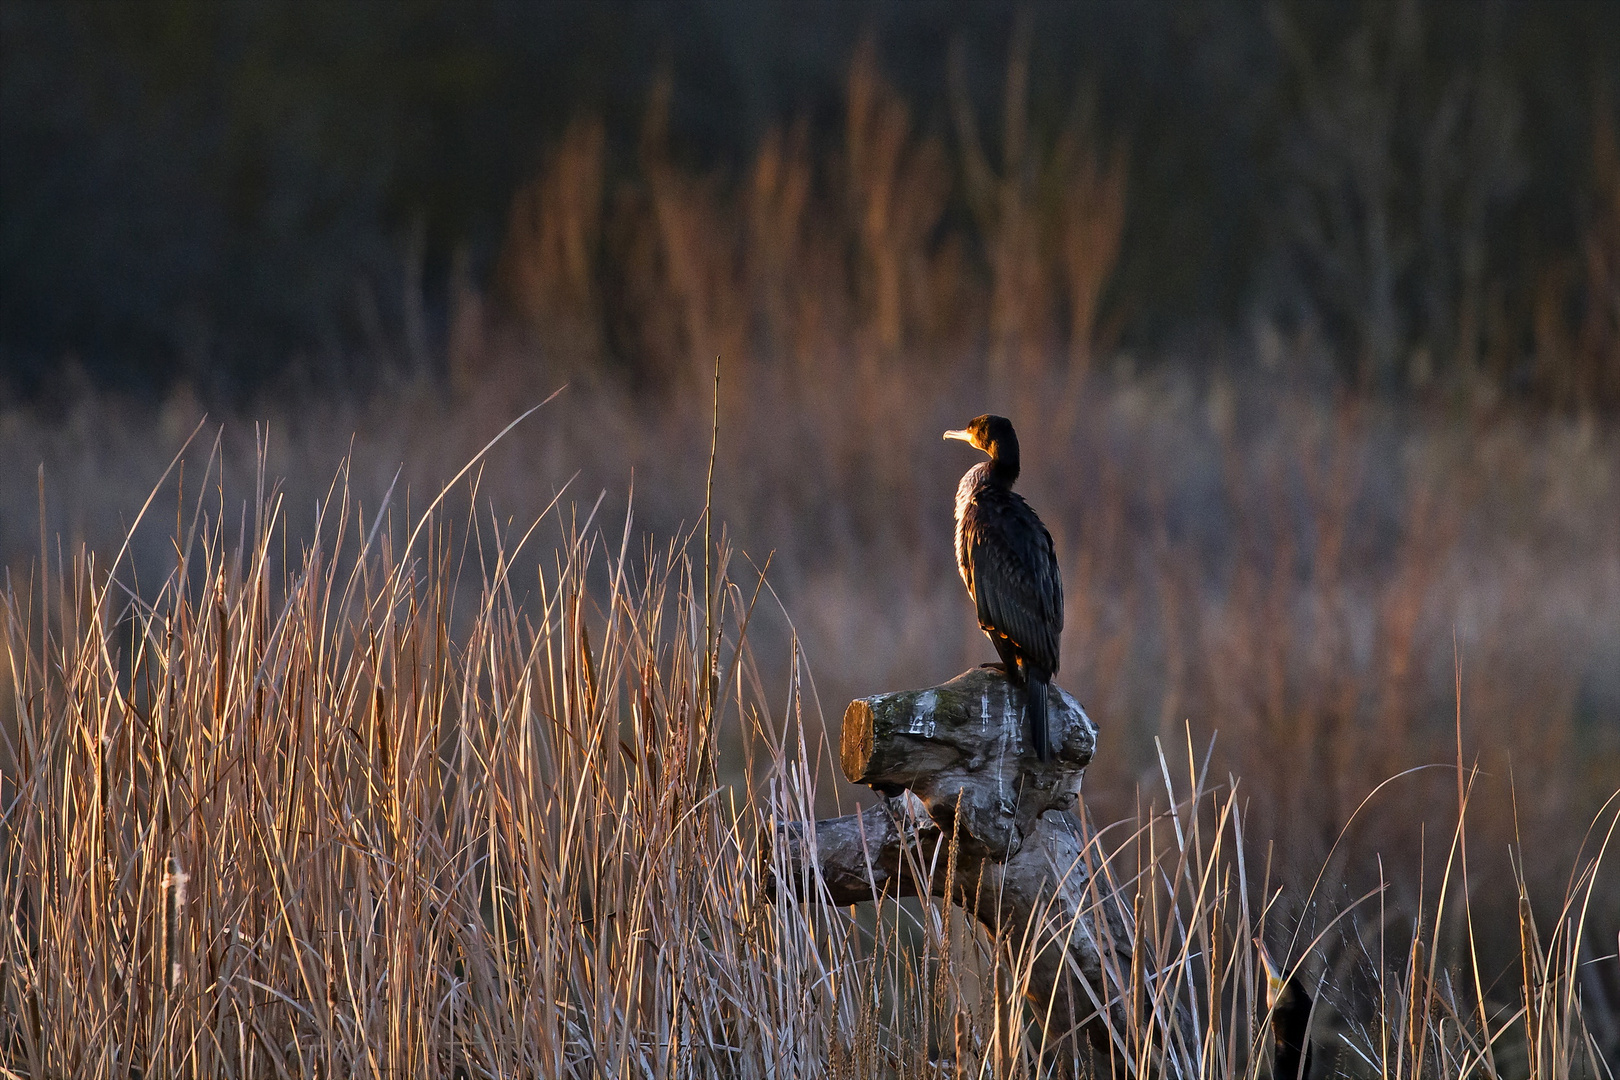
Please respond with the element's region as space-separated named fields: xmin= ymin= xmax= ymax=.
xmin=1257 ymin=939 xmax=1288 ymax=1010
xmin=1256 ymin=936 xmax=1317 ymax=1077
xmin=944 ymin=414 xmax=1019 ymax=467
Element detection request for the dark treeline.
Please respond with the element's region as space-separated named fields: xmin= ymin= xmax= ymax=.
xmin=2 ymin=0 xmax=1617 ymax=405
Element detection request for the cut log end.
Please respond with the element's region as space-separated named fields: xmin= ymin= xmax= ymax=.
xmin=840 ymin=698 xmax=876 ymax=788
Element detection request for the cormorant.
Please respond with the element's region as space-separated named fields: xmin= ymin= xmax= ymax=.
xmin=944 ymin=415 xmax=1063 ymax=760
xmin=1259 ymin=940 xmax=1316 ymax=1080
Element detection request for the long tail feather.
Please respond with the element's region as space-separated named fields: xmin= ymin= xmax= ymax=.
xmin=1028 ymin=674 xmax=1050 ymax=761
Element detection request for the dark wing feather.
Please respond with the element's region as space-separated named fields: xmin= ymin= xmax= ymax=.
xmin=964 ymin=490 xmax=1063 ymax=674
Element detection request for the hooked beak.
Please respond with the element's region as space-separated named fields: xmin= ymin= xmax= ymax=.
xmin=943 ymin=428 xmax=974 ymax=444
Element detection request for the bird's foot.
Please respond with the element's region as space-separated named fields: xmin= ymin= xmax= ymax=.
xmin=978 ymin=662 xmax=1017 ymax=679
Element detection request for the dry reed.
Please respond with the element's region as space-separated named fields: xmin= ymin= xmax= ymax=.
xmin=0 ymin=38 xmax=1615 ymax=1080
xmin=0 ymin=416 xmax=1613 ymax=1077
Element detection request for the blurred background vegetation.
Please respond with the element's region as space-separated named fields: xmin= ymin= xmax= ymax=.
xmin=1 ymin=2 xmax=1617 ymax=1058
xmin=2 ymin=0 xmax=1618 ymax=407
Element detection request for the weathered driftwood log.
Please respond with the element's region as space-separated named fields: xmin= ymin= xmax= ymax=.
xmin=840 ymin=666 xmax=1096 ymax=856
xmin=772 ymin=666 xmax=1152 ymax=1067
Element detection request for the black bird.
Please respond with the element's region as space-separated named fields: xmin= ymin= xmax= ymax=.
xmin=944 ymin=415 xmax=1063 ymax=760
xmin=1259 ymin=941 xmax=1317 ymax=1080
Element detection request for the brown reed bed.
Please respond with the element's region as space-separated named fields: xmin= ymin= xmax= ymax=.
xmin=1 ymin=33 xmax=1613 ymax=949
xmin=1 ymin=413 xmax=1613 ymax=1077
xmin=468 ymin=29 xmax=1619 ymax=411
xmin=0 ymin=25 xmax=1615 ymax=1078
xmin=16 ymin=361 xmax=1618 ymax=884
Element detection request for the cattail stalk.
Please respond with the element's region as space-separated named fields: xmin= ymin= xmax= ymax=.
xmin=162 ymin=854 xmax=189 ymax=994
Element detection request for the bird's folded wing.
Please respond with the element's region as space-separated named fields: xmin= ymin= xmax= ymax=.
xmin=970 ymin=524 xmax=1061 ymax=673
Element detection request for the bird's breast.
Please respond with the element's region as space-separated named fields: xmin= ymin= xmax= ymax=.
xmin=953 ymin=466 xmax=989 ymax=588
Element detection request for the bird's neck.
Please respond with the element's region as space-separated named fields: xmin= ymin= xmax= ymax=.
xmin=986 ymin=446 xmax=1019 ymax=486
